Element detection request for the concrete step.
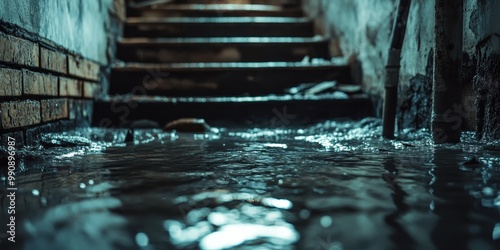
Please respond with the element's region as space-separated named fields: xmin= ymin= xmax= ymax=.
xmin=117 ymin=37 xmax=329 ymax=63
xmin=93 ymin=94 xmax=373 ymax=128
xmin=174 ymin=0 xmax=301 ymax=6
xmin=128 ymin=4 xmax=304 ymax=17
xmin=110 ymin=61 xmax=352 ymax=96
xmin=124 ymin=17 xmax=314 ymax=38
xmin=129 ymin=0 xmax=301 ymax=9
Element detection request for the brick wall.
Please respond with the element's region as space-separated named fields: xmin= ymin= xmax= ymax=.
xmin=0 ymin=32 xmax=102 ymax=147
xmin=0 ymin=0 xmax=125 ymax=148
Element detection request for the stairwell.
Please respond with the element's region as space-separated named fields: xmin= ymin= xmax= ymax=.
xmin=93 ymin=0 xmax=374 ymax=128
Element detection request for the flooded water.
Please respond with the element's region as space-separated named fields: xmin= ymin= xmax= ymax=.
xmin=1 ymin=118 xmax=500 ymax=250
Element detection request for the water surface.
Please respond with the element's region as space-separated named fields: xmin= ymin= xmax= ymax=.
xmin=1 ymin=119 xmax=500 ymax=250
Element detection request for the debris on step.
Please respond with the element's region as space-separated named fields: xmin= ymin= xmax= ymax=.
xmin=285 ymin=80 xmax=362 ymax=98
xmin=163 ymin=118 xmax=212 ymax=133
xmin=330 ymin=91 xmax=349 ymax=99
xmin=335 ymin=84 xmax=362 ymax=94
xmin=304 ymin=81 xmax=336 ymax=96
xmin=301 ymin=56 xmax=331 ymax=65
xmin=285 ymin=81 xmax=350 ymax=99
xmin=286 ymin=83 xmax=316 ymax=95
xmin=301 ymin=55 xmax=310 ymax=63
xmin=300 ymin=56 xmax=349 ymax=65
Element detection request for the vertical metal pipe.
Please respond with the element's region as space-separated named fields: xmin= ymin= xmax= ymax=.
xmin=382 ymin=0 xmax=412 ymax=139
xmin=432 ymin=0 xmax=463 ymax=143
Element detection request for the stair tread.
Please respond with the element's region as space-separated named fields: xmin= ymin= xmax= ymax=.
xmin=129 ymin=0 xmax=301 ymax=9
xmin=114 ymin=61 xmax=349 ymax=71
xmin=126 ymin=16 xmax=310 ymax=24
xmin=103 ymin=0 xmax=369 ymax=126
xmin=124 ymin=17 xmax=313 ymax=37
xmin=117 ymin=37 xmax=330 ymax=63
xmin=93 ymin=94 xmax=373 ymax=127
xmin=149 ymin=4 xmax=290 ymax=11
xmin=102 ymin=94 xmax=368 ymax=103
xmin=128 ymin=3 xmax=303 ymax=17
xmin=119 ymin=37 xmax=327 ymax=45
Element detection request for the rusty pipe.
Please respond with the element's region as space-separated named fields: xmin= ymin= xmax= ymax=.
xmin=382 ymin=0 xmax=412 ymax=139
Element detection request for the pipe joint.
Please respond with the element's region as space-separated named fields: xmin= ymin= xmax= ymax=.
xmin=384 ymin=68 xmax=400 ymax=88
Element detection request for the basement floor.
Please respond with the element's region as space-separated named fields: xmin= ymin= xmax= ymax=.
xmin=2 ymin=119 xmax=500 ymax=250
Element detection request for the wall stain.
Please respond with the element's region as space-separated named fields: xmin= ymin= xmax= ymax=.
xmin=397 ymin=49 xmax=433 ymax=130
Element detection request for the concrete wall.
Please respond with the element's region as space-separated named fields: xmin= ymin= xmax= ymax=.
xmin=304 ymin=0 xmax=500 ymax=140
xmin=0 ymin=0 xmax=124 ymax=147
xmin=0 ymin=0 xmax=125 ymax=63
xmin=462 ymin=0 xmax=500 ymax=140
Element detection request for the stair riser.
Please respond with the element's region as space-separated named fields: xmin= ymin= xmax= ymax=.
xmin=93 ymin=98 xmax=373 ymax=128
xmin=110 ymin=67 xmax=352 ymax=96
xmin=125 ymin=22 xmax=314 ymax=38
xmin=128 ymin=9 xmax=303 ymax=17
xmin=118 ymin=42 xmax=329 ymax=63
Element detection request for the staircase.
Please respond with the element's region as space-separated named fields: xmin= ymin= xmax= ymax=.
xmin=93 ymin=0 xmax=373 ymax=128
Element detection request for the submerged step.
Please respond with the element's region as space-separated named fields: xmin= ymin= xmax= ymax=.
xmin=129 ymin=4 xmax=304 ymax=17
xmin=124 ymin=17 xmax=314 ymax=38
xmin=118 ymin=37 xmax=330 ymax=63
xmin=93 ymin=94 xmax=373 ymax=127
xmin=110 ymin=61 xmax=352 ymax=96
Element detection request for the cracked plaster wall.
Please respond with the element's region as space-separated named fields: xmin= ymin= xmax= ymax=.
xmin=304 ymin=0 xmax=500 ymax=140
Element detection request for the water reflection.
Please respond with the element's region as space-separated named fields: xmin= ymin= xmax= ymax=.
xmin=1 ymin=119 xmax=499 ymax=249
xmin=23 ymin=198 xmax=133 ymax=250
xmin=381 ymin=156 xmax=416 ymax=250
xmin=164 ymin=202 xmax=298 ymax=249
xmin=430 ymin=148 xmax=500 ymax=250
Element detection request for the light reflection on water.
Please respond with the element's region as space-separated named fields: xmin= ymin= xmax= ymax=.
xmin=1 ymin=118 xmax=500 ymax=250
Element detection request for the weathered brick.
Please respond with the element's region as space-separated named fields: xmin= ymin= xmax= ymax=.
xmin=0 ymin=33 xmax=39 ymax=67
xmin=83 ymin=82 xmax=101 ymax=98
xmin=0 ymin=100 xmax=41 ymax=129
xmin=23 ymin=70 xmax=58 ymax=96
xmin=40 ymin=47 xmax=67 ymax=74
xmin=0 ymin=68 xmax=22 ymax=96
xmin=41 ymin=99 xmax=68 ymax=122
xmin=59 ymin=77 xmax=83 ymax=97
xmin=68 ymin=55 xmax=100 ymax=81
